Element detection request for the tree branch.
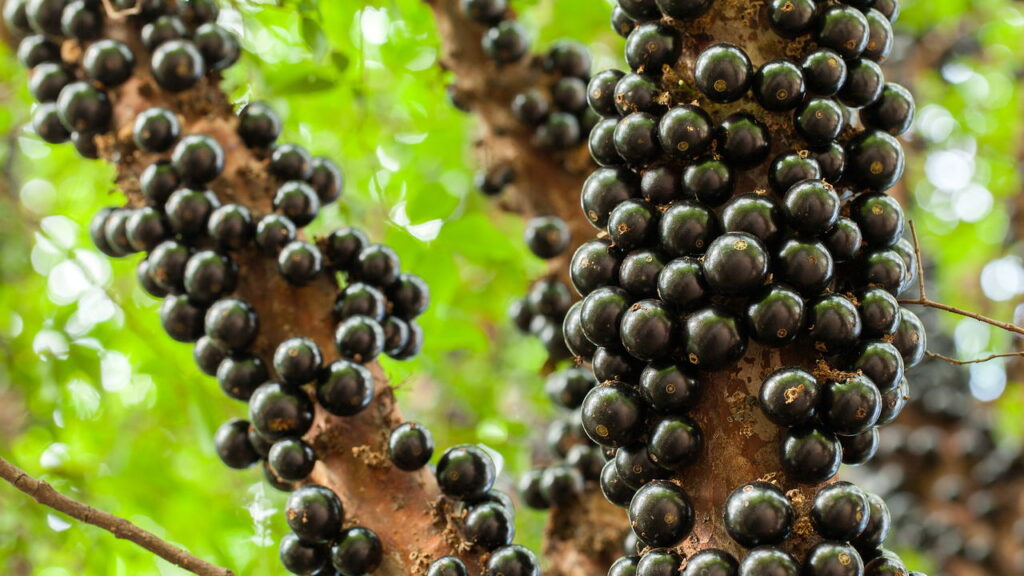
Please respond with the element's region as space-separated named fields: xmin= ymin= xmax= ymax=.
xmin=923 ymin=350 xmax=1024 ymax=366
xmin=0 ymin=456 xmax=234 ymax=576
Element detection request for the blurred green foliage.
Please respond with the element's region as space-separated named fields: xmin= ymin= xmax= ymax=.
xmin=0 ymin=0 xmax=1021 ymax=574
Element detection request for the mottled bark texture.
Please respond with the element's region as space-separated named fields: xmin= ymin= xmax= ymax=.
xmin=6 ymin=4 xmax=483 ymax=574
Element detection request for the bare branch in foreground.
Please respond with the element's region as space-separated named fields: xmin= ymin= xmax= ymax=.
xmin=0 ymin=456 xmax=235 ymax=576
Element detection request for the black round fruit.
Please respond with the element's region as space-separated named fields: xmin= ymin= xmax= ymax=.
xmin=628 ymin=480 xmax=695 ymax=548
xmin=255 ymin=214 xmax=297 ymax=254
xmin=172 ymin=134 xmax=224 ymax=186
xmin=279 ymin=533 xmax=327 ymax=576
xmin=61 ymin=1 xmax=102 ymax=40
xmin=682 ymin=160 xmax=734 ymax=207
xmin=272 ymin=337 xmax=322 ymax=386
xmin=683 ymin=307 xmax=747 ymax=371
xmin=809 ymin=294 xmax=862 ymax=352
xmin=658 ymin=105 xmax=712 ymax=159
xmin=753 ymin=59 xmax=805 ymax=111
xmin=852 ymin=340 xmax=904 ymax=393
xmin=581 ymin=383 xmax=645 ymax=448
xmin=435 ymin=444 xmax=495 ymax=500
xmin=56 ymin=81 xmax=111 ymax=134
xmin=160 ymin=295 xmax=205 ymax=342
xmin=608 ymin=200 xmax=657 ymax=252
xmin=204 ymin=297 xmax=259 ymax=351
xmin=780 ymin=427 xmax=842 ymax=484
xmin=460 ymin=0 xmax=507 ymax=24
xmin=183 ymin=250 xmax=237 ymax=304
xmin=589 ymin=69 xmax=626 ymax=117
xmin=316 ymin=359 xmax=374 ymax=417
xmin=214 ymin=419 xmax=260 ymax=469
xmin=722 ymin=193 xmax=784 ymax=246
xmin=284 ymin=483 xmax=344 ymax=541
xmin=795 ymin=98 xmax=845 ymax=147
xmin=759 ymin=367 xmax=819 ymax=427
xmin=805 ymin=542 xmax=864 ymax=576
xmin=717 ymin=114 xmax=770 ymax=168
xmin=464 ymin=502 xmax=514 ymax=550
xmin=746 ymin=285 xmax=804 ymax=347
xmin=614 ymin=112 xmax=660 ymax=166
xmin=17 ymin=34 xmax=60 ymax=68
xmin=839 ymin=428 xmax=879 ymax=465
xmin=140 ymin=162 xmax=180 ymax=207
xmin=655 ymin=0 xmax=711 ymax=19
xmin=838 ymin=58 xmax=885 ymax=108
xmin=193 ymin=335 xmax=225 ymax=376
xmin=388 ymin=422 xmax=434 ymax=471
xmin=151 ymin=39 xmax=205 ymax=92
xmin=208 ymin=204 xmax=254 ymax=251
xmin=216 ymin=354 xmax=267 ymax=401
xmin=818 ymin=6 xmax=870 ymax=59
xmin=701 ymin=232 xmax=769 ymax=296
xmin=640 ymin=363 xmax=701 ymax=413
xmin=194 ymin=22 xmax=240 ymax=71
xmin=802 ymin=49 xmax=848 ymax=96
xmin=768 ymin=0 xmax=816 ymax=37
xmin=625 ymin=23 xmax=679 ymax=75
xmin=268 ymin=438 xmax=317 ymax=482
xmin=811 ymin=481 xmax=869 ymax=541
xmin=615 ymin=73 xmax=661 ymax=116
xmin=862 ymin=8 xmax=894 ymax=62
xmin=28 ymin=62 xmax=69 ymax=103
xmin=32 ymin=102 xmax=70 ymax=144
xmin=647 ymin=416 xmax=702 ymax=471
xmin=525 ymin=216 xmax=571 ymax=259
xmin=165 ymin=188 xmax=220 ymax=240
xmin=861 ymin=83 xmax=914 ymax=136
xmin=278 ymin=241 xmax=323 ymax=286
xmin=141 ymin=15 xmax=188 ymax=51
xmin=847 ymin=130 xmax=905 ymax=191
xmin=853 ymin=492 xmax=891 ymax=551
xmin=821 ymin=375 xmax=882 ymax=436
xmin=484 ymin=545 xmax=539 ymax=576
xmin=724 ymin=482 xmax=794 ymax=548
xmin=656 ymin=256 xmax=706 ymax=311
xmin=681 ymin=549 xmax=738 ymax=576
xmin=620 ymin=299 xmax=675 ymax=361
xmin=825 ymin=218 xmax=862 ymax=263
xmin=83 ymin=39 xmax=135 ymax=87
xmin=273 ymin=181 xmax=321 ymax=227
xmin=331 ymin=527 xmax=382 ymax=575
xmin=428 ymin=556 xmax=469 ymax=576
xmin=482 ymin=20 xmax=528 ymax=64
xmin=133 ymin=107 xmax=181 ymax=153
xmin=237 ymin=101 xmax=281 ymax=148
xmin=695 ymin=43 xmax=752 ymax=103
xmin=783 ymin=179 xmax=840 ymax=236
xmin=740 ymin=547 xmax=799 ymax=576
xmin=249 ymin=381 xmax=315 ymax=441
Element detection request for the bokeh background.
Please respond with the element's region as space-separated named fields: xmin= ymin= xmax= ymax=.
xmin=0 ymin=0 xmax=1022 ymax=574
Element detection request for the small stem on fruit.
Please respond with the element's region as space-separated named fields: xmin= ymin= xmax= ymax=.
xmin=0 ymin=456 xmax=235 ymax=576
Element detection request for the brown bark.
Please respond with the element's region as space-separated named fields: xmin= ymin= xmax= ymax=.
xmin=38 ymin=7 xmax=482 ymax=576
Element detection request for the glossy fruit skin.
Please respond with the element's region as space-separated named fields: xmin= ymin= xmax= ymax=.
xmin=821 ymin=375 xmax=882 ymax=436
xmin=590 ymin=118 xmax=620 ymax=167
xmin=812 ymin=481 xmax=869 ymax=541
xmin=851 ymin=192 xmax=903 ymax=248
xmin=655 ymin=0 xmax=711 ymax=19
xmin=26 ymin=0 xmax=65 ymax=35
xmin=151 ymin=39 xmax=205 ymax=92
xmin=165 ymin=188 xmax=220 ymax=240
xmin=133 ymin=107 xmax=180 ymax=152
xmin=18 ymin=34 xmax=60 ymax=68
xmin=279 ymin=241 xmax=324 ymax=286
xmin=581 ymin=168 xmax=637 ymax=229
xmin=847 ymin=130 xmax=904 ymax=191
xmin=809 ymin=295 xmax=862 ymax=351
xmin=861 ymin=83 xmax=914 ymax=135
xmin=388 ymin=422 xmax=434 ymax=471
xmin=717 ymin=114 xmax=770 ymax=168
xmin=815 ymin=141 xmax=847 ymax=183
xmin=460 ymin=0 xmax=506 ymax=23
xmin=746 ymin=285 xmax=804 ymax=347
xmin=256 ymin=214 xmax=297 ymax=254
xmin=753 ymin=59 xmax=805 ymax=111
xmin=600 ymin=460 xmax=638 ymax=508
xmin=28 ymin=61 xmax=69 ymax=103
xmin=214 ymin=419 xmax=260 ymax=469
xmin=647 ymin=416 xmax=702 ymax=471
xmin=852 ymin=340 xmax=904 ymax=393
xmin=484 ymin=545 xmax=540 ymax=576
xmin=659 ymin=105 xmax=712 ymax=159
xmin=183 ymin=250 xmax=237 ymax=304
xmin=272 ymin=337 xmax=322 ymax=386
xmin=614 ymin=112 xmax=660 ymax=166
xmin=540 ymin=464 xmax=584 ymax=504
xmin=659 ymin=201 xmax=719 ymax=257
xmin=279 ymin=533 xmax=327 ymax=576
xmin=274 ymin=181 xmax=321 ymax=227
xmin=839 ymin=428 xmax=879 ymax=465
xmin=316 ymin=360 xmax=374 ymax=417
xmin=208 ymin=204 xmax=254 ymax=251
xmin=173 ymin=134 xmax=224 ymax=186
xmin=641 ymin=166 xmax=683 ymax=205
xmin=355 ymin=243 xmax=401 ymax=286
xmin=640 ymin=363 xmax=701 ymax=413
xmin=863 ymin=556 xmax=905 ymax=576
xmin=625 ymin=23 xmax=679 ymax=75
xmin=592 ymin=346 xmax=642 ymax=383
xmin=238 ymin=101 xmax=281 ymax=148
xmin=780 ymin=427 xmax=841 ymax=484
xmin=804 ymin=542 xmax=864 ymax=576
xmin=141 ymin=15 xmax=188 ymax=51
xmin=563 ymin=302 xmax=597 ymax=358
xmin=615 ymin=250 xmax=661 ymax=297
xmin=759 ymin=367 xmax=819 ymax=427
xmin=269 ymin=438 xmax=317 ymax=481
xmin=535 ymin=112 xmax=581 ymax=149
xmin=852 ymin=492 xmax=891 ymax=551
xmin=140 ymin=161 xmax=180 ymax=206
xmin=160 ymin=295 xmax=205 ymax=342
xmin=580 ymin=286 xmax=630 ymax=347
xmin=324 ymin=227 xmax=368 ymax=271
xmin=270 ymin=144 xmax=314 ymax=182
xmin=204 ymin=297 xmax=258 ymax=351
xmin=463 ymin=502 xmax=514 ymax=550
xmin=838 ymin=59 xmax=884 ymax=108
xmin=695 ymin=43 xmax=752 ymax=103
xmin=608 ymin=200 xmax=657 ymax=251
xmin=818 ymin=6 xmax=870 ymax=59
xmin=629 ymin=480 xmax=695 ymax=548
xmin=331 ymin=527 xmax=383 ymax=575
xmin=615 ymin=73 xmax=661 ymax=115
xmin=482 ymin=20 xmax=528 ymax=64
xmin=193 ymin=335 xmax=226 ymax=376
xmin=146 ymin=241 xmax=190 ymax=292
xmin=57 ymin=81 xmax=111 ymax=134
xmin=724 ymin=482 xmax=794 ymax=548
xmin=681 ymin=549 xmax=738 ymax=576
xmin=802 ymin=49 xmax=848 ymax=96
xmin=525 ymin=215 xmax=571 ymax=259
xmin=862 ymin=9 xmax=894 ymax=62
xmin=83 ymin=39 xmax=135 ymax=87
xmin=739 ymin=547 xmax=799 ymax=576
xmin=248 ymin=381 xmax=315 ymax=442
xmin=892 ymin=308 xmax=926 ymax=368
xmin=657 ymin=257 xmax=706 ymax=311
xmin=769 ymin=153 xmax=821 ymax=198
xmin=216 ymin=354 xmax=267 ymax=401
xmin=768 ymin=0 xmax=816 ymax=37
xmin=611 ymin=7 xmax=636 ymax=38
xmin=194 ymin=22 xmax=240 ymax=70
xmin=795 ymin=98 xmax=845 ymax=147
xmin=617 ymin=0 xmax=659 ymax=19
xmin=435 ymin=444 xmax=495 ymax=500
xmin=701 ymin=232 xmax=769 ymax=296
xmin=683 ymin=160 xmax=734 ymax=207
xmin=428 ymin=556 xmax=469 ymax=576
xmin=620 ymin=299 xmax=675 ymax=361
xmin=684 ymin=307 xmax=747 ymax=371
xmin=876 ymin=376 xmax=908 ymax=426
xmin=581 ymin=383 xmax=645 ymax=448
xmin=859 ymin=249 xmax=907 ymax=294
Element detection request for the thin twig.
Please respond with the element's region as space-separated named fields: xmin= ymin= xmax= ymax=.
xmin=0 ymin=456 xmax=235 ymax=576
xmin=925 ymin=350 xmax=1024 ymax=366
xmin=900 ymin=220 xmax=1024 ymax=337
xmin=101 ymin=0 xmax=142 ymax=18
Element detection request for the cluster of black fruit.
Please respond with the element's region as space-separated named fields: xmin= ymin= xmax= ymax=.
xmin=564 ymin=0 xmax=931 ymax=573
xmin=9 ymin=2 xmax=541 ymax=575
xmin=508 ymin=215 xmax=576 ymax=361
xmin=847 ymin=306 xmax=1024 ymax=574
xmin=7 ymin=0 xmax=238 ymax=155
xmin=455 ymin=0 xmax=596 ymax=198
